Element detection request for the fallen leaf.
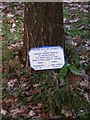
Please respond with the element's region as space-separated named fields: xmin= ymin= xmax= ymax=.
xmin=29 ymin=110 xmax=35 ymax=117
xmin=0 ymin=19 xmax=3 ymax=23
xmin=10 ymin=107 xmax=25 ymax=117
xmin=1 ymin=109 xmax=7 ymax=115
xmin=4 ymin=98 xmax=14 ymax=108
xmin=21 ymin=83 xmax=27 ymax=87
xmin=8 ymin=18 xmax=14 ymax=23
xmin=10 ymin=108 xmax=18 ymax=114
xmin=12 ymin=23 xmax=16 ymax=28
xmin=61 ymin=108 xmax=73 ymax=117
xmin=31 ymin=90 xmax=39 ymax=94
xmin=37 ymin=103 xmax=42 ymax=108
xmin=69 ymin=18 xmax=80 ymax=23
xmin=64 ymin=0 xmax=72 ymax=3
xmin=78 ymin=26 xmax=85 ymax=30
xmin=16 ymin=20 xmax=19 ymax=23
xmin=12 ymin=79 xmax=18 ymax=83
xmin=63 ymin=18 xmax=66 ymax=23
xmin=33 ymin=82 xmax=40 ymax=88
xmin=38 ymin=113 xmax=48 ymax=118
xmin=10 ymin=44 xmax=17 ymax=48
xmin=7 ymin=13 xmax=14 ymax=18
xmin=21 ymin=63 xmax=25 ymax=68
xmin=10 ymin=28 xmax=16 ymax=33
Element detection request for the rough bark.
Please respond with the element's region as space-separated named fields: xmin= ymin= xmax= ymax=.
xmin=23 ymin=2 xmax=64 ymax=67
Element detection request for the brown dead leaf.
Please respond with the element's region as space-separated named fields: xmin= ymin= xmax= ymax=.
xmin=61 ymin=107 xmax=73 ymax=117
xmin=33 ymin=82 xmax=41 ymax=88
xmin=8 ymin=18 xmax=14 ymax=23
xmin=9 ymin=79 xmax=17 ymax=84
xmin=10 ymin=107 xmax=26 ymax=117
xmin=38 ymin=113 xmax=48 ymax=119
xmin=2 ymin=36 xmax=8 ymax=41
xmin=7 ymin=13 xmax=14 ymax=18
xmin=10 ymin=44 xmax=17 ymax=49
xmin=0 ymin=19 xmax=3 ymax=23
xmin=12 ymin=23 xmax=16 ymax=28
xmin=21 ymin=83 xmax=27 ymax=87
xmin=10 ymin=28 xmax=16 ymax=33
xmin=3 ymin=96 xmax=16 ymax=105
xmin=68 ymin=71 xmax=82 ymax=87
xmin=37 ymin=103 xmax=42 ymax=108
xmin=29 ymin=110 xmax=35 ymax=117
xmin=0 ymin=68 xmax=2 ymax=73
xmin=1 ymin=109 xmax=7 ymax=116
xmin=31 ymin=90 xmax=40 ymax=94
xmin=4 ymin=98 xmax=14 ymax=108
xmin=21 ymin=63 xmax=25 ymax=68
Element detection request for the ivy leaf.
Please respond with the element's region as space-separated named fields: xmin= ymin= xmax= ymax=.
xmin=68 ymin=65 xmax=82 ymax=76
xmin=60 ymin=64 xmax=68 ymax=79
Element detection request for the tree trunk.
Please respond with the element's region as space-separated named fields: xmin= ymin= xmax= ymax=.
xmin=23 ymin=2 xmax=64 ymax=68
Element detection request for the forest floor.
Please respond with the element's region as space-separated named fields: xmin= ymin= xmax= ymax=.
xmin=1 ymin=2 xmax=90 ymax=120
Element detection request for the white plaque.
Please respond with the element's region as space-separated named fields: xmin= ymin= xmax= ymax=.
xmin=28 ymin=46 xmax=65 ymax=70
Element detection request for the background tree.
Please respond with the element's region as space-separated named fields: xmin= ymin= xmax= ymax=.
xmin=23 ymin=2 xmax=64 ymax=67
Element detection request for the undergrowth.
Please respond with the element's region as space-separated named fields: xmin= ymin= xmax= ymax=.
xmin=1 ymin=2 xmax=89 ymax=119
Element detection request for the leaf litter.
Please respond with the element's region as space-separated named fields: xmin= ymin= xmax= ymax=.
xmin=2 ymin=2 xmax=90 ymax=119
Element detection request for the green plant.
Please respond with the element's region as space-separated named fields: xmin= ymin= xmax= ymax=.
xmin=2 ymin=48 xmax=14 ymax=61
xmin=60 ymin=64 xmax=82 ymax=79
xmin=30 ymin=64 xmax=89 ymax=117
